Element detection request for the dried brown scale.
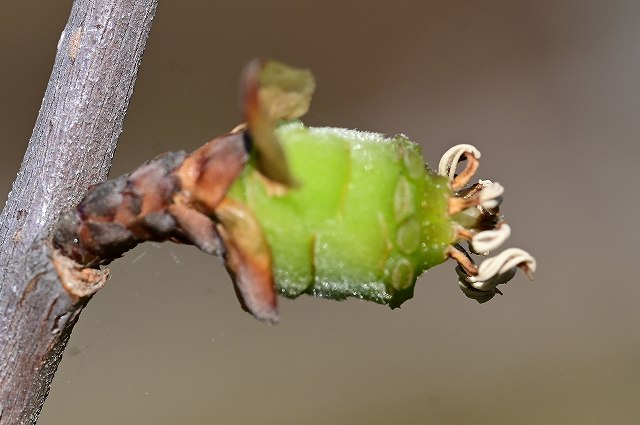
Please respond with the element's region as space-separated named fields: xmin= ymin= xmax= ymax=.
xmin=52 ymin=131 xmax=249 ymax=268
xmin=214 ymin=198 xmax=277 ymax=323
xmin=50 ymin=247 xmax=109 ymax=302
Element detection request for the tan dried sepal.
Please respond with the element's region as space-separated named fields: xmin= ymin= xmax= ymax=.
xmin=242 ymin=58 xmax=315 ymax=187
xmin=257 ymin=59 xmax=315 ymax=120
xmin=52 ymin=247 xmax=109 ymax=303
xmin=174 ymin=132 xmax=248 ymax=213
xmin=215 ymin=197 xmax=278 ymax=323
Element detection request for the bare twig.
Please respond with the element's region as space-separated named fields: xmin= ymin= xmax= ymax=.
xmin=0 ymin=1 xmax=157 ymax=423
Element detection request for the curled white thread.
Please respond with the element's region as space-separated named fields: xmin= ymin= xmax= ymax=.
xmin=470 ymin=248 xmax=536 ymax=284
xmin=471 ymin=224 xmax=511 ymax=254
xmin=478 ymin=181 xmax=504 ymax=209
xmin=438 ymin=144 xmax=481 ymax=180
xmin=457 ymin=248 xmax=536 ymax=302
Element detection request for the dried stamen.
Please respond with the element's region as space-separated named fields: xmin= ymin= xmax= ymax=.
xmin=448 ymin=197 xmax=473 ymax=215
xmin=447 ymin=245 xmax=478 ymax=276
xmin=455 ymin=248 xmax=536 ymax=302
xmin=477 ymin=180 xmax=504 ymax=210
xmin=470 ymin=223 xmax=511 ymax=254
xmin=438 ymin=144 xmax=481 ymax=191
xmin=447 ymin=180 xmax=504 ymax=216
xmin=456 ymin=264 xmax=511 ymax=303
xmin=470 ymin=248 xmax=536 ymax=283
xmin=441 ymin=142 xmax=536 ymax=303
xmin=455 ymin=227 xmax=475 ymax=241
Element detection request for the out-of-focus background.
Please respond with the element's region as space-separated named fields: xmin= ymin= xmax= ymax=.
xmin=1 ymin=1 xmax=639 ymax=423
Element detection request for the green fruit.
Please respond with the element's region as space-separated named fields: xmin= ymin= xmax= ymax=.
xmin=228 ymin=122 xmax=454 ymax=307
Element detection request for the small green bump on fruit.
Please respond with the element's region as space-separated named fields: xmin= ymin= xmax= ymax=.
xmin=396 ymin=218 xmax=421 ymax=254
xmin=402 ymin=146 xmax=426 ymax=181
xmin=393 ymin=176 xmax=414 ymax=222
xmin=391 ymin=258 xmax=414 ymax=290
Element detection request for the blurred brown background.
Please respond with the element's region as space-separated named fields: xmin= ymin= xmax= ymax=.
xmin=2 ymin=1 xmax=639 ymax=424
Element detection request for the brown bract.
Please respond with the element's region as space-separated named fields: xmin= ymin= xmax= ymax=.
xmin=215 ymin=198 xmax=278 ymax=323
xmin=51 ymin=246 xmax=109 ymax=302
xmin=175 ymin=132 xmax=248 ymax=212
xmin=52 ymin=130 xmax=278 ymax=320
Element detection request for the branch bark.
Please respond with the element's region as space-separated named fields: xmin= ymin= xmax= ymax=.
xmin=0 ymin=0 xmax=158 ymax=422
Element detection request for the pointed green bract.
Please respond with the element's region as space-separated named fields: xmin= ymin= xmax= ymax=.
xmin=228 ymin=122 xmax=454 ymax=307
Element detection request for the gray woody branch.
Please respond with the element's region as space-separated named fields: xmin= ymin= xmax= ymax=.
xmin=0 ymin=1 xmax=157 ymax=423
